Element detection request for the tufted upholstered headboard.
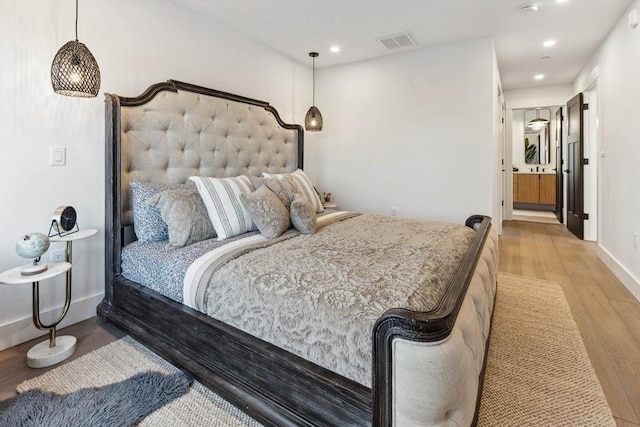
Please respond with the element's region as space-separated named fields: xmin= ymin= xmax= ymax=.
xmin=105 ymin=80 xmax=303 ymax=229
xmin=105 ymin=80 xmax=303 ymax=273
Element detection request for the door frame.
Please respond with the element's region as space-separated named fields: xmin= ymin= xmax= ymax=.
xmin=583 ymin=83 xmax=600 ymax=242
xmin=554 ymin=107 xmax=563 ymax=223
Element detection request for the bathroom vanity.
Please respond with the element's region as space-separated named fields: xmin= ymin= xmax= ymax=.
xmin=513 ymin=173 xmax=556 ymax=207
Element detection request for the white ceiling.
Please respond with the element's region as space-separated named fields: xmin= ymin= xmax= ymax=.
xmin=171 ymin=0 xmax=632 ymax=90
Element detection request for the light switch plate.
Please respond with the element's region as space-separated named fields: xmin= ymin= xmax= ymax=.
xmin=50 ymin=146 xmax=66 ymax=166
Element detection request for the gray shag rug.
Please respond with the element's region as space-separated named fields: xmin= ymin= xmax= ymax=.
xmin=0 ymin=371 xmax=192 ymax=427
xmin=7 ymin=273 xmax=615 ymax=426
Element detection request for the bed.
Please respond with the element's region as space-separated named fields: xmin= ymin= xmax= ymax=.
xmin=98 ymin=80 xmax=498 ymax=427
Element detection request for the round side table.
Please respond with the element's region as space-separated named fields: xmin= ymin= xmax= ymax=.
xmin=0 ymin=262 xmax=74 ymax=368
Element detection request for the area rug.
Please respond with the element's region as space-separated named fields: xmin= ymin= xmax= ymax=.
xmin=478 ymin=273 xmax=615 ymax=426
xmin=14 ymin=336 xmax=261 ymax=427
xmin=0 ymin=371 xmax=191 ymax=427
xmin=13 ymin=273 xmax=615 ymax=426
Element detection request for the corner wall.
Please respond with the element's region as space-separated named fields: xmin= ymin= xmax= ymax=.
xmin=0 ymin=0 xmax=309 ymax=350
xmin=307 ymin=37 xmax=499 ymax=225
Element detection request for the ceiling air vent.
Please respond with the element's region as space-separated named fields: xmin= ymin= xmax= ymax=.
xmin=377 ymin=31 xmax=418 ymax=50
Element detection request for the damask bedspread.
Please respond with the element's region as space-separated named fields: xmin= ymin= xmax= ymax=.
xmin=184 ymin=212 xmax=476 ymax=387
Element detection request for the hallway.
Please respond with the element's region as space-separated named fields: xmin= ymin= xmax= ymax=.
xmin=500 ymin=220 xmax=640 ymax=426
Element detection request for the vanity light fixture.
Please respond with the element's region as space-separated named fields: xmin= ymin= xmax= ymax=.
xmin=304 ymin=52 xmax=323 ymax=132
xmin=51 ymin=0 xmax=101 ymax=97
xmin=527 ymin=109 xmax=549 ymax=131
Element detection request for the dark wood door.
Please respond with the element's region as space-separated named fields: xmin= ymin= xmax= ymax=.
xmin=554 ymin=107 xmax=563 ymax=223
xmin=566 ymin=94 xmax=584 ymax=239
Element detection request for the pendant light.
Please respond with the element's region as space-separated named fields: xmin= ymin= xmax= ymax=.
xmin=527 ymin=109 xmax=548 ymax=131
xmin=304 ymin=52 xmax=323 ymax=131
xmin=51 ymin=0 xmax=101 ymax=97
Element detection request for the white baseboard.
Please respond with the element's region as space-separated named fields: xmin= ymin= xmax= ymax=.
xmin=597 ymin=245 xmax=640 ymax=303
xmin=0 ymin=292 xmax=104 ymax=351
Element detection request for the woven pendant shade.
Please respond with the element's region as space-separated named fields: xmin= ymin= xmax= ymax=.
xmin=51 ymin=40 xmax=101 ymax=97
xmin=51 ymin=0 xmax=101 ymax=98
xmin=305 ymin=106 xmax=323 ymax=131
xmin=304 ymin=52 xmax=323 ymax=131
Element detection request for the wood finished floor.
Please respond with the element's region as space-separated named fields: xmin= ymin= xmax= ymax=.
xmin=500 ymin=220 xmax=640 ymax=426
xmin=0 ymin=219 xmax=638 ymax=425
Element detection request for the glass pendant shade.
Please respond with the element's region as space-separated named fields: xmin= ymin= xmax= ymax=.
xmin=527 ymin=118 xmax=548 ymax=131
xmin=305 ymin=52 xmax=323 ymax=132
xmin=51 ymin=40 xmax=101 ymax=97
xmin=305 ymin=106 xmax=323 ymax=131
xmin=51 ymin=0 xmax=101 ymax=98
xmin=527 ymin=110 xmax=548 ymax=131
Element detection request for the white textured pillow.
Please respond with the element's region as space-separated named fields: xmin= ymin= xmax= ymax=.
xmin=130 ymin=181 xmax=195 ymax=243
xmin=147 ymin=189 xmax=216 ymax=249
xmin=263 ymin=169 xmax=324 ymax=213
xmin=239 ymin=185 xmax=291 ymax=239
xmin=290 ymin=194 xmax=317 ymax=234
xmin=189 ymin=175 xmax=256 ymax=240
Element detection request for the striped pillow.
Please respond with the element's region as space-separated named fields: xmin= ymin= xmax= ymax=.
xmin=189 ymin=175 xmax=256 ymax=240
xmin=263 ymin=169 xmax=324 ymax=213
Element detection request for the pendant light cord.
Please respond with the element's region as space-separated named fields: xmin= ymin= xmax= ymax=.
xmin=75 ymin=0 xmax=79 ymax=41
xmin=312 ymin=55 xmax=316 ymax=106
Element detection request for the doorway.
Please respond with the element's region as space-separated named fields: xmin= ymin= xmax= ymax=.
xmin=511 ymin=106 xmax=562 ymax=224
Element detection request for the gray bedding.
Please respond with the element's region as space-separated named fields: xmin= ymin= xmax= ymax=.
xmin=121 ymin=231 xmax=260 ymax=300
xmin=190 ymin=213 xmax=475 ymax=386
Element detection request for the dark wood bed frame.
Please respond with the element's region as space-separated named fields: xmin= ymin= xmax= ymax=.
xmin=98 ymin=80 xmax=494 ymax=427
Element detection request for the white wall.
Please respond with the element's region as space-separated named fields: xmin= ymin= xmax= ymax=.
xmin=574 ymin=1 xmax=640 ymax=301
xmin=307 ymin=37 xmax=498 ymax=225
xmin=0 ymin=0 xmax=309 ymax=350
xmin=504 ymin=84 xmax=574 ymax=110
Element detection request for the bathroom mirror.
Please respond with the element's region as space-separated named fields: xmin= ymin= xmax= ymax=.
xmin=524 ymin=108 xmax=551 ymax=165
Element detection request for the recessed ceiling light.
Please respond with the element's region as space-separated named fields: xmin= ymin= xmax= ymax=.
xmin=543 ymin=40 xmax=556 ymax=47
xmin=534 ymin=74 xmax=545 ymax=80
xmin=330 ymin=46 xmax=340 ymax=53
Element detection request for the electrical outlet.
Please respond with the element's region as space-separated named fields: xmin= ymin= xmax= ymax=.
xmin=390 ymin=207 xmax=398 ymax=217
xmin=50 ymin=248 xmax=66 ymax=263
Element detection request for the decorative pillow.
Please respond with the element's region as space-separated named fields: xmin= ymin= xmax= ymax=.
xmin=290 ymin=193 xmax=317 ymax=234
xmin=263 ymin=169 xmax=324 ymax=213
xmin=250 ymin=176 xmax=297 ymax=210
xmin=130 ymin=181 xmax=194 ymax=243
xmin=189 ymin=175 xmax=256 ymax=240
xmin=239 ymin=185 xmax=291 ymax=239
xmin=147 ymin=189 xmax=216 ymax=249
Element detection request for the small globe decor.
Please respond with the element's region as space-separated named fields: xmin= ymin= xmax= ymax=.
xmin=15 ymin=232 xmax=50 ymax=276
